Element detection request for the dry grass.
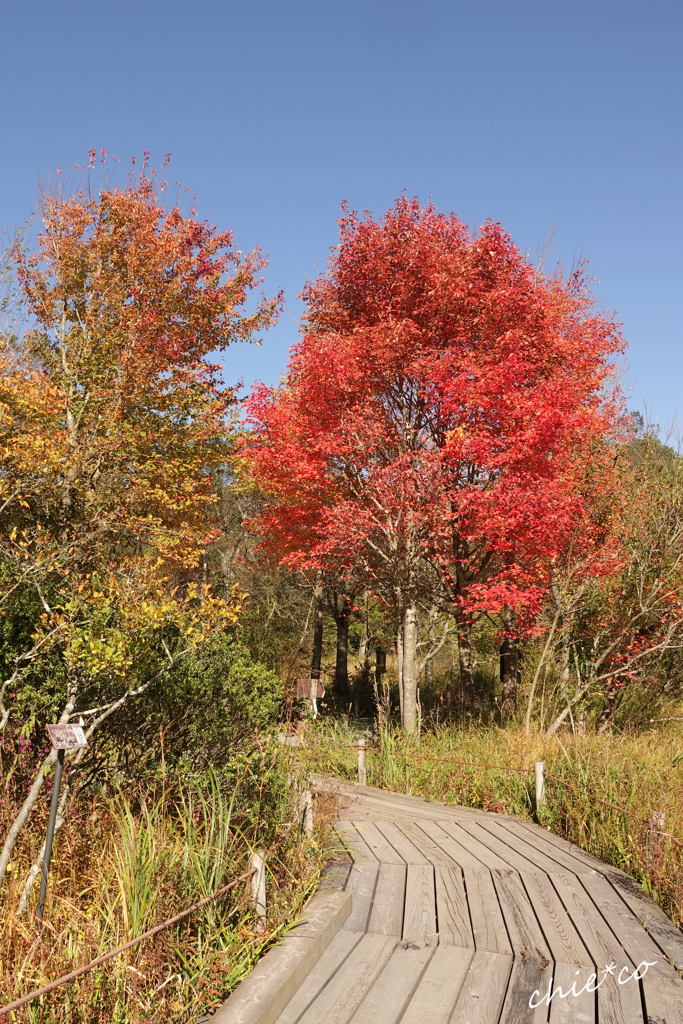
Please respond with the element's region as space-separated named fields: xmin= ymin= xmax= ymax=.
xmin=297 ymin=719 xmax=683 ymax=928
xmin=0 ymin=755 xmax=335 ymax=1023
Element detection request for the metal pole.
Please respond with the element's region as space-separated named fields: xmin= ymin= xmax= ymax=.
xmin=36 ymin=748 xmax=64 ymax=933
xmin=535 ymin=761 xmax=545 ymax=812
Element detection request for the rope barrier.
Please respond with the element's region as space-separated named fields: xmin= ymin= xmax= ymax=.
xmin=0 ymin=817 xmax=301 ymax=1018
xmin=543 ymin=771 xmax=683 ymax=850
xmin=304 ymin=741 xmax=683 ymax=849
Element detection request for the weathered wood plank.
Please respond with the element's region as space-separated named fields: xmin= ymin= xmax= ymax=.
xmin=438 ymin=818 xmax=514 ymax=871
xmin=466 ymin=819 xmax=545 ymax=874
xmin=550 ymin=871 xmax=634 ymax=968
xmin=434 ymin=866 xmax=474 ymax=948
xmin=642 ymin=973 xmax=683 ymax=1023
xmin=402 ymin=864 xmax=437 ymax=943
xmin=449 ymin=950 xmax=513 ymax=1024
xmin=502 ymin=818 xmax=611 ymax=875
xmin=337 ymin=822 xmax=379 ymax=865
xmin=499 ymin=957 xmax=553 ymax=1024
xmin=521 ymin=870 xmax=591 ymax=966
xmin=367 ymin=863 xmax=406 ymax=936
xmin=492 ymin=868 xmax=551 ymax=961
xmin=295 ymin=932 xmax=397 ymax=1024
xmin=479 ymin=818 xmax=578 ymax=875
xmin=580 ymin=871 xmax=676 ymax=978
xmin=418 ymin=819 xmax=490 ymax=869
xmin=606 ymin=870 xmax=683 ymax=973
xmin=398 ymin=820 xmax=461 ymax=867
xmin=596 ymin=974 xmax=645 ymax=1024
xmin=399 ymin=945 xmax=475 ymax=1024
xmin=347 ymin=941 xmax=436 ymax=1024
xmin=372 ymin=820 xmax=431 ymax=865
xmin=275 ymin=929 xmax=364 ymax=1024
xmin=344 ymin=861 xmax=379 ymax=933
xmin=547 ymin=963 xmax=596 ymax=1024
xmin=463 ymin=866 xmax=513 ymax=954
xmin=353 ymin=821 xmax=404 ymax=864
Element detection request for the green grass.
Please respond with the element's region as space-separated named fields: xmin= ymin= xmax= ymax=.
xmin=0 ymin=752 xmax=335 ymax=1023
xmin=294 ymin=719 xmax=683 ymax=928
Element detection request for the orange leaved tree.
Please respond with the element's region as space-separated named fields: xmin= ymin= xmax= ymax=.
xmin=0 ymin=158 xmax=279 ymax=889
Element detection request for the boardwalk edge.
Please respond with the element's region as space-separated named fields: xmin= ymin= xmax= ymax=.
xmin=207 ymin=888 xmax=352 ymax=1024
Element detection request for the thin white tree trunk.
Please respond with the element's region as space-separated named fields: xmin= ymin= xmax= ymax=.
xmin=402 ymin=604 xmax=419 ymax=734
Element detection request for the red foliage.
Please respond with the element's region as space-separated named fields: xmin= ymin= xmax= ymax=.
xmin=243 ymin=197 xmax=625 ymax=627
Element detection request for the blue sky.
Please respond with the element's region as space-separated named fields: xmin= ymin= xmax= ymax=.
xmin=1 ymin=0 xmax=681 ymax=428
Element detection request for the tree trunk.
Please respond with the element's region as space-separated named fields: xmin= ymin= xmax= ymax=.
xmin=455 ymin=611 xmax=474 ymax=706
xmin=424 ymin=605 xmax=437 ymax=689
xmin=597 ymin=682 xmax=622 ymax=733
xmin=310 ymin=584 xmax=324 ymax=680
xmin=402 ymin=604 xmax=419 ymax=734
xmin=333 ymin=595 xmax=352 ymax=700
xmin=397 ymin=622 xmax=404 ymax=721
xmin=499 ymin=638 xmax=518 ymax=717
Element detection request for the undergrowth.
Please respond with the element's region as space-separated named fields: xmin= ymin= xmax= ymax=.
xmin=295 ymin=719 xmax=683 ymax=929
xmin=0 ymin=748 xmax=335 ymax=1023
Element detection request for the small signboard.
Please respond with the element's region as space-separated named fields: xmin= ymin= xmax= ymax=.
xmin=46 ymin=724 xmax=89 ymax=750
xmin=296 ymin=678 xmax=325 ymax=700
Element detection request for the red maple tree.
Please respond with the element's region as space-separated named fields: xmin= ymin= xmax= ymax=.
xmin=243 ymin=197 xmax=625 ymax=731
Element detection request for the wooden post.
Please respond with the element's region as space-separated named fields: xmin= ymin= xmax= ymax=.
xmin=535 ymin=761 xmax=545 ymax=812
xmin=250 ymin=850 xmax=266 ymax=932
xmin=300 ymin=789 xmax=314 ymax=835
xmin=36 ymin=748 xmax=64 ymax=933
xmin=355 ymin=737 xmax=367 ymax=786
xmin=648 ymin=811 xmax=665 ymax=874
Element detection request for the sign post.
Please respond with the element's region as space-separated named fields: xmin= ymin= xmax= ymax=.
xmin=37 ymin=724 xmax=88 ymax=933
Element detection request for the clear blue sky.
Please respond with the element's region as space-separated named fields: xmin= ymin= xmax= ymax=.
xmin=1 ymin=0 xmax=681 ymax=428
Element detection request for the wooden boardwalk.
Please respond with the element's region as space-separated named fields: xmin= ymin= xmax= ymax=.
xmin=273 ymin=780 xmax=683 ymax=1024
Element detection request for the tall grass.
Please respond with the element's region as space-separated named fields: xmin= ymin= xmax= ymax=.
xmin=0 ymin=754 xmax=333 ymax=1023
xmin=297 ymin=720 xmax=683 ymax=928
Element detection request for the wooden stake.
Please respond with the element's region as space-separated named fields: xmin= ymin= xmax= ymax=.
xmin=250 ymin=850 xmax=266 ymax=932
xmin=355 ymin=738 xmax=367 ymax=786
xmin=535 ymin=761 xmax=545 ymax=812
xmin=300 ymin=789 xmax=314 ymax=835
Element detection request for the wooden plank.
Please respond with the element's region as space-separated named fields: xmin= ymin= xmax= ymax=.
xmin=400 ymin=945 xmax=475 ymax=1024
xmin=499 ymin=957 xmax=553 ymax=1024
xmin=399 ymin=820 xmax=461 ymax=867
xmin=437 ymin=819 xmax=514 ymax=871
xmin=367 ymin=863 xmax=406 ymax=936
xmin=275 ymin=929 xmax=364 ymax=1024
xmin=547 ymin=963 xmax=596 ymax=1024
xmin=296 ymin=932 xmax=397 ymax=1024
xmin=344 ymin=861 xmax=379 ymax=933
xmin=580 ymin=871 xmax=676 ymax=978
xmin=491 ymin=868 xmax=551 ymax=961
xmin=418 ymin=819 xmax=490 ymax=870
xmin=373 ymin=820 xmax=431 ymax=865
xmin=596 ymin=975 xmax=645 ymax=1024
xmin=353 ymin=821 xmax=404 ymax=864
xmin=463 ymin=866 xmax=513 ymax=954
xmin=642 ymin=973 xmax=683 ymax=1024
xmin=465 ymin=819 xmax=545 ymax=874
xmin=449 ymin=950 xmax=513 ymax=1024
xmin=480 ymin=818 xmax=579 ymax=875
xmin=337 ymin=822 xmax=379 ymax=864
xmin=502 ymin=818 xmax=610 ymax=875
xmin=347 ymin=941 xmax=436 ymax=1024
xmin=434 ymin=866 xmax=474 ymax=948
xmin=606 ymin=870 xmax=683 ymax=973
xmin=402 ymin=864 xmax=437 ymax=943
xmin=550 ymin=871 xmax=633 ymax=967
xmin=521 ymin=870 xmax=591 ymax=966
